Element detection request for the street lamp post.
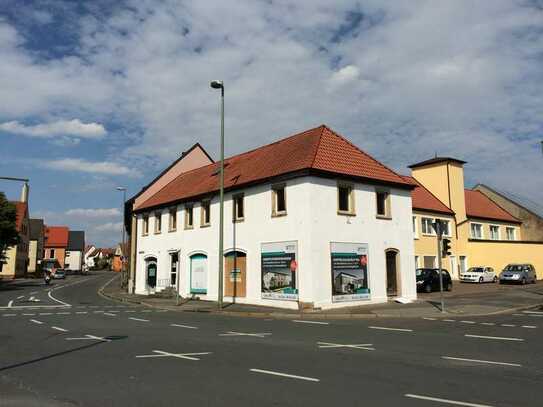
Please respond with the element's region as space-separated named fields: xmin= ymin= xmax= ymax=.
xmin=210 ymin=80 xmax=225 ymax=310
xmin=116 ymin=186 xmax=127 ymax=290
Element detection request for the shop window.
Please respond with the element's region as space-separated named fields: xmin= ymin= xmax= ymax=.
xmin=337 ymin=183 xmax=355 ymax=215
xmin=272 ymin=184 xmax=287 ymax=217
xmin=470 ymin=223 xmax=483 ymax=239
xmin=421 ymin=217 xmax=434 ymax=235
xmin=154 ymin=212 xmax=162 ymax=234
xmin=201 ymin=200 xmax=211 ymax=227
xmin=185 ymin=205 xmax=194 ymax=229
xmin=142 ymin=215 xmax=149 ymax=236
xmin=506 ymin=227 xmax=516 ymax=241
xmin=376 ymin=190 xmax=391 ymax=218
xmin=233 ymin=194 xmax=244 ymax=222
xmin=490 ymin=225 xmax=500 ymax=240
xmin=169 ymin=207 xmax=177 ymax=232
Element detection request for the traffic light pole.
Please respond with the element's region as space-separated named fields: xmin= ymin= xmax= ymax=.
xmin=436 ymin=232 xmax=445 ymax=313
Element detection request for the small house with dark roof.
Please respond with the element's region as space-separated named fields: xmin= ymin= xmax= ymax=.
xmin=65 ymin=231 xmax=85 ymax=272
xmin=132 ymin=125 xmax=417 ymax=309
xmin=28 ymin=218 xmax=44 ymax=274
xmin=408 ymin=156 xmax=543 ymax=280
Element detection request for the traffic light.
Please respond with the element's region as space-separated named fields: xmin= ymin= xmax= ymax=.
xmin=441 ymin=238 xmax=452 ymax=257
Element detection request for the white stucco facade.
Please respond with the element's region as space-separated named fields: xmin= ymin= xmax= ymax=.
xmin=134 ymin=176 xmax=416 ymax=309
xmin=65 ymin=251 xmax=83 ymax=271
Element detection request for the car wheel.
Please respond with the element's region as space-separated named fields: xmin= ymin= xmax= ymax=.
xmin=479 ymin=277 xmax=484 ymax=283
xmin=493 ymin=276 xmax=497 ymax=283
xmin=424 ymin=284 xmax=432 ymax=293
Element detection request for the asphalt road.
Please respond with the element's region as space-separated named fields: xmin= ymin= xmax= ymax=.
xmin=1 ymin=271 xmax=542 ymax=407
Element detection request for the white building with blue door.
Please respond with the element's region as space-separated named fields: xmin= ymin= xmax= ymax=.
xmin=132 ymin=125 xmax=417 ymax=310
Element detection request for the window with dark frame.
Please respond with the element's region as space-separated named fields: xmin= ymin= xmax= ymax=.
xmin=272 ymin=184 xmax=286 ymax=216
xmin=201 ymin=200 xmax=211 ymax=226
xmin=185 ymin=205 xmax=194 ymax=229
xmin=376 ymin=191 xmax=389 ymax=217
xmin=142 ymin=215 xmax=149 ymax=235
xmin=337 ymin=184 xmax=353 ymax=214
xmin=154 ymin=212 xmax=162 ymax=233
xmin=169 ymin=207 xmax=177 ymax=231
xmin=233 ymin=194 xmax=244 ymax=221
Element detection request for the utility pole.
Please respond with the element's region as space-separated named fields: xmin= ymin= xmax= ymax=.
xmin=116 ymin=187 xmax=127 ymax=290
xmin=433 ymin=219 xmax=445 ymax=313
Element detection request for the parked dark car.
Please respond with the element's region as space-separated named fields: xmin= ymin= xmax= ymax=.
xmin=499 ymin=264 xmax=537 ymax=285
xmin=416 ymin=268 xmax=453 ymax=293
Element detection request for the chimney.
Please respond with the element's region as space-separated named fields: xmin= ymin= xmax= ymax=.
xmin=20 ymin=182 xmax=29 ymax=203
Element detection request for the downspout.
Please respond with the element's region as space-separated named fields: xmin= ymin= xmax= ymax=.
xmin=446 ymin=162 xmax=458 ymax=240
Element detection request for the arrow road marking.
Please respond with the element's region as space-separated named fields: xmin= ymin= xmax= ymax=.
xmin=136 ymin=350 xmax=211 ymax=361
xmin=219 ymin=331 xmax=271 ymax=338
xmin=317 ymin=341 xmax=375 ymax=351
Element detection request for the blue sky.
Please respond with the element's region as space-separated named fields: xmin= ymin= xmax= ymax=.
xmin=1 ymin=0 xmax=542 ymax=247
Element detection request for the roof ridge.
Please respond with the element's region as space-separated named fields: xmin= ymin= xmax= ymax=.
xmin=321 ymin=126 xmax=408 ymax=183
xmin=475 ymin=184 xmax=543 ymax=220
xmin=310 ymin=125 xmax=327 ymax=168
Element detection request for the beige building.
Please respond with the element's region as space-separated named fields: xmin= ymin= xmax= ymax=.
xmin=0 ymin=201 xmax=30 ymax=279
xmin=408 ymin=157 xmax=543 ymax=280
xmin=28 ymin=218 xmax=44 ymax=274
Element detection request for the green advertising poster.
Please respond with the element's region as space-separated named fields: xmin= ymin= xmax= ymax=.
xmin=261 ymin=241 xmax=298 ymax=301
xmin=331 ymin=242 xmax=370 ymax=302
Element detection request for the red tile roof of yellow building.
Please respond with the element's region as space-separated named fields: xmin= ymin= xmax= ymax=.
xmin=465 ymin=189 xmax=520 ymax=224
xmin=138 ymin=125 xmax=413 ymax=211
xmin=44 ymin=226 xmax=69 ymax=247
xmin=400 ymin=176 xmax=454 ymax=215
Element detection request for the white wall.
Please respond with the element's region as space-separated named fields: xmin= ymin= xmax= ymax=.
xmin=65 ymin=251 xmax=82 ymax=271
xmin=135 ymin=176 xmax=416 ymax=309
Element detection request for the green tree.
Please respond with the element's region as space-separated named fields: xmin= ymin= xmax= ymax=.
xmin=0 ymin=192 xmax=19 ymax=272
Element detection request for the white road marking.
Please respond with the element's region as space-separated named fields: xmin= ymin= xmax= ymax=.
xmin=39 ymin=312 xmax=52 ymax=315
xmin=51 ymin=326 xmax=68 ymax=332
xmin=7 ymin=300 xmax=13 ymax=308
xmin=292 ymin=320 xmax=329 ymax=325
xmin=93 ymin=310 xmax=104 ymax=313
xmin=125 ymin=310 xmax=136 ymax=313
xmin=442 ymin=356 xmax=522 ymax=367
xmin=129 ymin=317 xmax=149 ymax=322
xmin=171 ymin=324 xmax=198 ymax=329
xmin=136 ymin=350 xmax=211 ymax=361
xmin=104 ymin=312 xmax=117 ymax=317
xmin=22 ymin=313 xmax=35 ymax=316
xmin=29 ymin=291 xmax=37 ymax=295
xmin=250 ymin=368 xmax=319 ymax=382
xmin=465 ymin=334 xmax=524 ymax=342
xmin=443 ymin=319 xmax=456 ymax=322
xmin=527 ymin=314 xmax=543 ymax=317
xmin=405 ymin=393 xmax=494 ymax=406
xmin=219 ymin=331 xmax=271 ymax=338
xmin=423 ymin=317 xmax=436 ymax=321
xmin=16 ymin=295 xmax=24 ymax=299
xmin=369 ymin=326 xmax=413 ymax=332
xmin=521 ymin=325 xmax=536 ymax=329
xmin=481 ymin=323 xmax=495 ymax=326
xmin=56 ymin=312 xmax=70 ymax=315
xmin=141 ymin=310 xmax=152 ymax=313
xmin=66 ymin=334 xmax=111 ymax=342
xmin=3 ymin=314 xmax=16 ymax=317
xmin=30 ymin=319 xmax=43 ymax=325
xmin=522 ymin=310 xmax=543 ymax=315
xmin=75 ymin=311 xmax=88 ymax=314
xmin=317 ymin=341 xmax=375 ymax=351
xmin=501 ymin=324 xmax=516 ymax=327
xmin=106 ymin=310 xmax=119 ymax=313
xmin=460 ymin=321 xmax=476 ymax=324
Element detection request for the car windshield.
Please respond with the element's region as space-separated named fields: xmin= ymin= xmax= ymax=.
xmin=416 ymin=269 xmax=430 ymax=277
xmin=505 ymin=265 xmax=523 ymax=272
xmin=467 ymin=267 xmax=484 ymax=273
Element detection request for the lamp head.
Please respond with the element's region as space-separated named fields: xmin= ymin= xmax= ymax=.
xmin=210 ymin=80 xmax=224 ymax=89
xmin=116 ymin=186 xmax=126 ymax=191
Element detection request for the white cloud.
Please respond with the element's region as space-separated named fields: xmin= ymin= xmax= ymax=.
xmin=330 ymin=65 xmax=360 ymax=85
xmin=94 ymin=222 xmax=123 ymax=232
xmin=0 ymin=119 xmax=106 ymax=139
xmin=42 ymin=158 xmax=140 ymax=178
xmin=65 ymin=208 xmax=120 ymax=218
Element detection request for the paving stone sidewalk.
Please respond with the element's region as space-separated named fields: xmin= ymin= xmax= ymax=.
xmin=100 ymin=276 xmax=543 ymax=319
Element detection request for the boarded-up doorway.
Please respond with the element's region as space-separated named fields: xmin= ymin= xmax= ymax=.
xmin=386 ymin=249 xmax=400 ymax=296
xmin=224 ymin=251 xmax=246 ymax=298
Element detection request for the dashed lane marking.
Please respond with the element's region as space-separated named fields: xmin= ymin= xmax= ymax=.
xmin=369 ymin=326 xmax=413 ymax=332
xmin=171 ymin=324 xmax=198 ymax=329
xmin=30 ymin=319 xmax=43 ymax=325
xmin=16 ymin=295 xmax=24 ymax=299
xmin=522 ymin=310 xmax=543 ymax=315
xmin=465 ymin=334 xmax=524 ymax=342
xmin=292 ymin=320 xmax=329 ymax=325
xmin=501 ymin=324 xmax=516 ymax=327
xmin=405 ymin=393 xmax=495 ymax=406
xmin=522 ymin=325 xmax=536 ymax=329
xmin=423 ymin=317 xmax=436 ymax=321
xmin=460 ymin=321 xmax=476 ymax=324
xmin=481 ymin=323 xmax=495 ymax=326
xmin=22 ymin=313 xmax=35 ymax=316
xmin=56 ymin=312 xmax=70 ymax=315
xmin=129 ymin=317 xmax=149 ymax=322
xmin=51 ymin=326 xmax=68 ymax=332
xmin=76 ymin=311 xmax=88 ymax=314
xmin=250 ymin=368 xmax=319 ymax=382
xmin=39 ymin=313 xmax=52 ymax=316
xmin=104 ymin=312 xmax=117 ymax=317
xmin=2 ymin=314 xmax=16 ymax=317
xmin=443 ymin=319 xmax=456 ymax=322
xmin=442 ymin=356 xmax=522 ymax=367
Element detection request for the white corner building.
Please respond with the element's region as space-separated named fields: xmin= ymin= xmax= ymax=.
xmin=132 ymin=125 xmax=417 ymax=309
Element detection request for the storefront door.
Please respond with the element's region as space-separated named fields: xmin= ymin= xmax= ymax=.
xmin=224 ymin=251 xmax=246 ymax=298
xmin=190 ymin=254 xmax=207 ymax=294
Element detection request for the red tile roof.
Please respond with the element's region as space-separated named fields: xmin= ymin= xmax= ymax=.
xmin=45 ymin=226 xmax=69 ymax=247
xmin=400 ymin=176 xmax=454 ymax=215
xmin=138 ymin=125 xmax=412 ymax=210
xmin=10 ymin=201 xmax=28 ymax=232
xmin=465 ymin=190 xmax=520 ymax=224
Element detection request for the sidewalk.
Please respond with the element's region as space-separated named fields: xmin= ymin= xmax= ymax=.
xmin=100 ymin=276 xmax=543 ymax=319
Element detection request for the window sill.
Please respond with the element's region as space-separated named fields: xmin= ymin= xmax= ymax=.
xmin=154 ymin=231 xmax=162 ymax=235
xmin=233 ymin=218 xmax=245 ymax=223
xmin=337 ymin=210 xmax=356 ymax=217
xmin=376 ymin=215 xmax=392 ymax=220
xmin=200 ymin=223 xmax=211 ymax=228
xmin=168 ymin=228 xmax=177 ymax=233
xmin=421 ymin=233 xmax=436 ymax=237
xmin=271 ymin=212 xmax=287 ymax=218
xmin=184 ymin=226 xmax=194 ymax=230
xmin=142 ymin=233 xmax=149 ymax=237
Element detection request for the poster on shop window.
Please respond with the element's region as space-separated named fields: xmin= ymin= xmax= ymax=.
xmin=331 ymin=242 xmax=370 ymax=302
xmin=261 ymin=241 xmax=298 ymax=301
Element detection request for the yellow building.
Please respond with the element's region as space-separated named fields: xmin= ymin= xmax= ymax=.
xmin=407 ymin=157 xmax=543 ymax=280
xmin=0 ymin=201 xmax=29 ymax=279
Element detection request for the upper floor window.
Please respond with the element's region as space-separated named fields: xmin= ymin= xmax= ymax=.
xmin=470 ymin=223 xmax=483 ymax=239
xmin=233 ymin=194 xmax=244 ymax=222
xmin=337 ymin=183 xmax=355 ymax=215
xmin=506 ymin=227 xmax=516 ymax=241
xmin=154 ymin=212 xmax=162 ymax=234
xmin=489 ymin=225 xmax=500 ymax=240
xmin=272 ymin=184 xmax=287 ymax=217
xmin=185 ymin=205 xmax=194 ymax=229
xmin=50 ymin=249 xmax=55 ymax=258
xmin=201 ymin=200 xmax=211 ymax=227
xmin=169 ymin=207 xmax=177 ymax=232
xmin=412 ymin=216 xmax=418 ymax=238
xmin=376 ymin=190 xmax=391 ymax=218
xmin=142 ymin=215 xmax=149 ymax=236
xmin=441 ymin=220 xmax=451 ymax=237
xmin=421 ymin=217 xmax=434 ymax=235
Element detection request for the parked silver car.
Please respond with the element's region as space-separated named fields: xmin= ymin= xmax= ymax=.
xmin=499 ymin=264 xmax=537 ymax=285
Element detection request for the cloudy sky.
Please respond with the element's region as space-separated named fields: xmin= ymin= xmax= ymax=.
xmin=1 ymin=0 xmax=542 ymax=247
